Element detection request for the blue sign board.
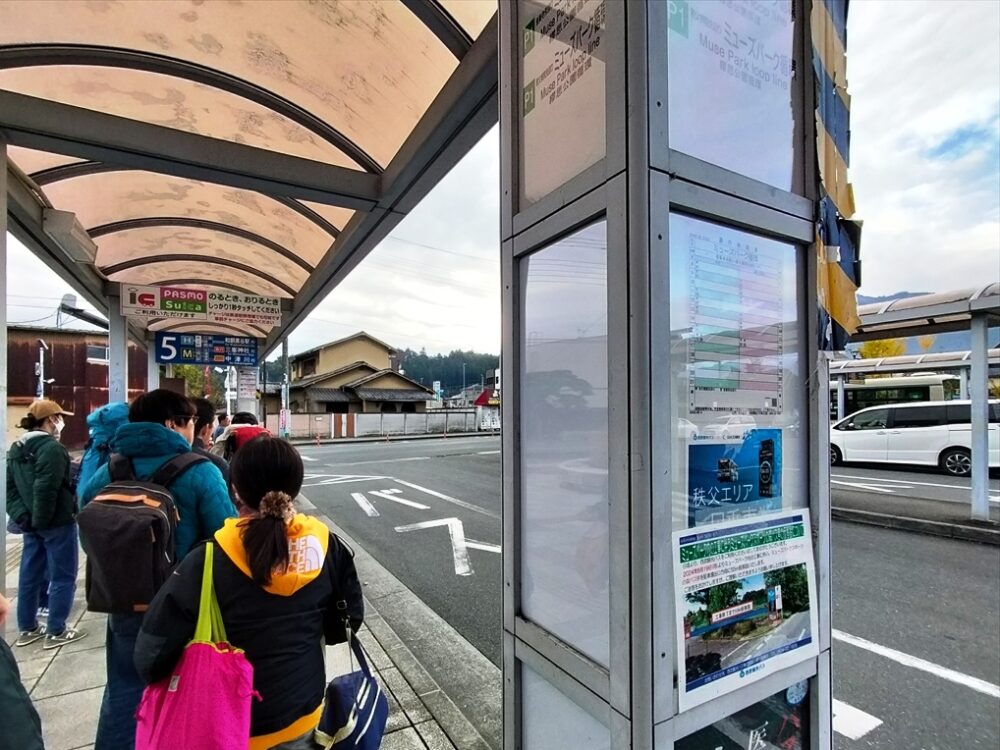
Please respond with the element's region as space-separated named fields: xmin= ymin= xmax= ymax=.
xmin=154 ymin=332 xmax=258 ymax=366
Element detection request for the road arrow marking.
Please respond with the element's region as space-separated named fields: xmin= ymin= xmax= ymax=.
xmin=351 ymin=492 xmax=379 ymax=518
xmin=395 ymin=518 xmax=473 ymax=576
xmin=393 ymin=479 xmax=500 ymax=520
xmin=370 ymin=489 xmax=430 ymax=510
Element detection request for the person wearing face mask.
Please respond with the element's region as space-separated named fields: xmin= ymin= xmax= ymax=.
xmin=7 ymin=399 xmax=86 ymax=650
xmin=78 ymin=388 xmax=237 ymax=750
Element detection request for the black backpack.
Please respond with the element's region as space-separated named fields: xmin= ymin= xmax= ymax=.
xmin=77 ymin=452 xmax=207 ymax=614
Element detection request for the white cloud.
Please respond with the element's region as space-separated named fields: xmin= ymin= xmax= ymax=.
xmin=847 ymin=0 xmax=1000 ymax=296
xmin=6 ymin=4 xmax=999 ymax=352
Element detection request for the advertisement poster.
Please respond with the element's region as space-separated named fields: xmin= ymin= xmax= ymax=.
xmin=674 ymin=511 xmax=818 ymax=711
xmin=676 ymin=682 xmax=810 ymax=749
xmin=520 ymin=0 xmax=606 ymax=204
xmin=688 ymin=428 xmax=782 ymax=526
xmin=667 ymin=0 xmax=795 ymax=190
xmin=121 ymin=284 xmax=281 ymax=329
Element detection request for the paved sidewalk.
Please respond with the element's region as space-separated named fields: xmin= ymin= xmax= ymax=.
xmin=3 ymin=532 xmax=468 ymax=750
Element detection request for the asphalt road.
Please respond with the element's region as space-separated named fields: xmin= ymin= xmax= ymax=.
xmin=298 ymin=436 xmax=503 ymax=664
xmin=831 ymin=463 xmax=1000 ymax=505
xmin=299 ymin=437 xmax=1000 ymax=748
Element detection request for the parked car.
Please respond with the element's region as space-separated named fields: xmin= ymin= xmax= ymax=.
xmin=829 ymin=400 xmax=1000 ymax=476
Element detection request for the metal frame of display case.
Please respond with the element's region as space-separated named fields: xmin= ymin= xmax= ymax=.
xmin=501 ymin=1 xmax=831 ymax=748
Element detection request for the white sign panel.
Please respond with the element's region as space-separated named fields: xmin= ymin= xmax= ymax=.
xmin=120 ymin=285 xmax=281 ymax=329
xmin=236 ymin=368 xmax=257 ymax=400
xmin=673 ymin=510 xmax=819 ymax=712
xmin=668 ymin=0 xmax=795 ymax=190
xmin=520 ymin=0 xmax=606 ymax=204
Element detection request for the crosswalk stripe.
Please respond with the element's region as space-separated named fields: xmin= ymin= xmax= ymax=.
xmin=832 ymin=698 xmax=883 ymax=740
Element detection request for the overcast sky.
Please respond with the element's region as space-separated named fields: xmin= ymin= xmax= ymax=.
xmin=5 ymin=1 xmax=999 ymax=357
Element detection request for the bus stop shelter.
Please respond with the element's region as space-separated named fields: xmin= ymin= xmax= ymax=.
xmin=848 ymin=285 xmax=1000 ymax=520
xmin=3 ymin=2 xmax=857 ymax=748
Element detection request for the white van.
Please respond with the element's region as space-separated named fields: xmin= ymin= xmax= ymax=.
xmin=829 ymin=400 xmax=1000 ymax=476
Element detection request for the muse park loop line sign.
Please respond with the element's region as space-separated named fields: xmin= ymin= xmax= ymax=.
xmin=121 ymin=284 xmax=282 ymax=329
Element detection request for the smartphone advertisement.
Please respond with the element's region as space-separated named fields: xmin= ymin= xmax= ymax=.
xmin=687 ymin=428 xmax=783 ymax=526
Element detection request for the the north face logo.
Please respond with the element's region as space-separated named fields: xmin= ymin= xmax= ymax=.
xmin=287 ymin=535 xmax=324 ymax=574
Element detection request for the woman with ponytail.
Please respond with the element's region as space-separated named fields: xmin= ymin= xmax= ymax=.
xmin=136 ymin=435 xmax=364 ymax=749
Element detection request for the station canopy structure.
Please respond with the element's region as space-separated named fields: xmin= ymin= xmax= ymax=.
xmin=851 ymin=283 xmax=1000 ymax=342
xmin=0 ymin=0 xmax=499 ymax=347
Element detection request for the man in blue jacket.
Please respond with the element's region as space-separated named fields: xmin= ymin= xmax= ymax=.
xmin=79 ymin=389 xmax=236 ymax=750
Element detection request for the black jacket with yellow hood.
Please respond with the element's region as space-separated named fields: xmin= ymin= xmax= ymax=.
xmin=135 ymin=514 xmax=364 ymax=749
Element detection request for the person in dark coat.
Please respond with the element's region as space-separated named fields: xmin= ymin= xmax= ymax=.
xmin=192 ymin=397 xmax=230 ymax=483
xmin=78 ymin=389 xmax=236 ymax=750
xmin=0 ymin=592 xmax=45 ymax=749
xmin=7 ymin=399 xmax=85 ymax=650
xmin=136 ymin=435 xmax=364 ymax=750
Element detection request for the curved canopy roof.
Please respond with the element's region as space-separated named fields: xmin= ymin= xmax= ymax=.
xmin=853 ymin=284 xmax=1000 ymax=341
xmin=1 ymin=0 xmax=498 ymax=345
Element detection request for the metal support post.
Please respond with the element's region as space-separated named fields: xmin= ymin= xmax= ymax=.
xmin=836 ymin=375 xmax=846 ymax=420
xmin=147 ymin=342 xmax=160 ymax=391
xmin=281 ymin=338 xmax=290 ymax=437
xmin=1 ymin=140 xmax=9 ymax=592
xmin=106 ymin=291 xmax=129 ymax=404
xmin=969 ymin=314 xmax=989 ymax=520
xmin=959 ymin=367 xmax=969 ymax=400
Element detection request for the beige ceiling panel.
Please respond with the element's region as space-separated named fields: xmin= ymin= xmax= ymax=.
xmin=0 ymin=0 xmax=460 ymax=167
xmin=108 ymin=261 xmax=291 ymax=300
xmin=146 ymin=318 xmax=263 ymax=337
xmin=95 ymin=227 xmax=309 ymax=291
xmin=438 ymin=0 xmax=497 ymax=37
xmin=0 ymin=66 xmax=358 ymax=169
xmin=42 ymin=171 xmax=336 ymax=266
xmin=6 ymin=146 xmax=83 ymax=176
xmin=300 ymin=201 xmax=357 ymax=233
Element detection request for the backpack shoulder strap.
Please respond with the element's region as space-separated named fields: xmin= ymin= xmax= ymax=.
xmin=149 ymin=452 xmax=208 ymax=487
xmin=108 ymin=453 xmax=135 ymax=481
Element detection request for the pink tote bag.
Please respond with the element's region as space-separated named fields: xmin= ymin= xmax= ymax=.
xmin=135 ymin=543 xmax=258 ymax=750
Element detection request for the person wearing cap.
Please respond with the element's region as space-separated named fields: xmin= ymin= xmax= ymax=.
xmin=7 ymin=399 xmax=86 ymax=649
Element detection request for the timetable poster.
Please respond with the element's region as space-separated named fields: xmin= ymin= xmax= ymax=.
xmin=668 ymin=213 xmax=805 ymax=529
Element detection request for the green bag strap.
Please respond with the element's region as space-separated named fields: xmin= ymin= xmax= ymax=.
xmin=194 ymin=543 xmax=228 ymax=643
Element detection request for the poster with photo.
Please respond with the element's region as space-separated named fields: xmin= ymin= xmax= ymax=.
xmin=674 ymin=511 xmax=818 ymax=712
xmin=688 ymin=428 xmax=782 ymax=527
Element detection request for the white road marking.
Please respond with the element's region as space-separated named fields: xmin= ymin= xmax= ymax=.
xmin=395 ymin=518 xmax=473 ymax=576
xmin=369 ymin=489 xmax=430 ymax=510
xmin=831 ymin=479 xmax=903 ymax=494
xmin=302 ymin=474 xmax=390 ymax=487
xmin=832 ymin=698 xmax=883 ymax=740
xmin=477 ymin=450 xmax=501 ymax=455
xmin=833 ymin=473 xmax=1000 ymax=499
xmin=466 ymin=539 xmax=502 ymax=554
xmin=327 ymin=456 xmax=431 ymax=468
xmin=350 ymin=492 xmax=380 ymax=517
xmin=300 ymin=455 xmax=317 ymax=462
xmin=833 ymin=629 xmax=1000 ymax=699
xmin=394 ymin=479 xmax=501 ymax=520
